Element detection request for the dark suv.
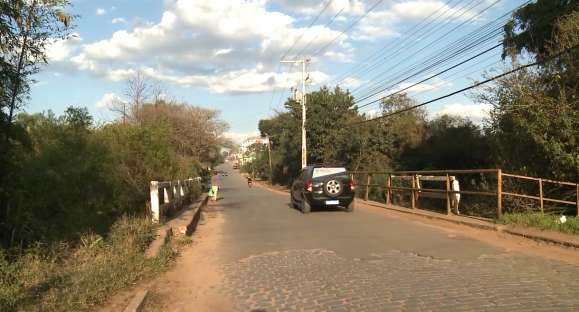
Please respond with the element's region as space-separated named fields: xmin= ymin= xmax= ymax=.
xmin=290 ymin=165 xmax=355 ymax=213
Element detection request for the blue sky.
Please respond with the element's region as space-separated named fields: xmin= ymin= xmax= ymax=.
xmin=29 ymin=0 xmax=527 ymax=142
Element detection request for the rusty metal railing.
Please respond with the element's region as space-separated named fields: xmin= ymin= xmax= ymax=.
xmin=348 ymin=169 xmax=579 ymax=219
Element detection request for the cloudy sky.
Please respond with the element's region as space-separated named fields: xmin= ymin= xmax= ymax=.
xmin=30 ymin=0 xmax=527 ymax=142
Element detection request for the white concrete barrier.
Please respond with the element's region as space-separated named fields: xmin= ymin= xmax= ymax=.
xmin=150 ymin=178 xmax=201 ymax=223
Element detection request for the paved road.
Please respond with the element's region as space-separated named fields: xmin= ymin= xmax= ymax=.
xmin=209 ymin=164 xmax=579 ymax=311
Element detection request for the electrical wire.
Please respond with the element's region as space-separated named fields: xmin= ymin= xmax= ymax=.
xmin=351 ymin=0 xmax=504 ymax=99
xmin=310 ymin=0 xmax=386 ymax=58
xmin=352 ymin=43 xmax=579 ymax=125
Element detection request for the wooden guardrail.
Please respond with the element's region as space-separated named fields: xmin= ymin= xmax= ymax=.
xmin=349 ymin=169 xmax=579 ymax=218
xmin=150 ymin=178 xmax=201 ymax=223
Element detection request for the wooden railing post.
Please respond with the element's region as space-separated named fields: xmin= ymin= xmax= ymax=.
xmin=150 ymin=181 xmax=160 ymax=223
xmin=411 ymin=175 xmax=416 ymax=209
xmin=497 ymin=169 xmax=503 ymax=218
xmin=386 ymin=174 xmax=392 ymax=205
xmin=538 ymin=178 xmax=544 ymax=213
xmin=445 ymin=174 xmax=451 ymax=215
xmin=576 ymin=184 xmax=579 ymax=217
xmin=364 ymin=173 xmax=371 ymax=201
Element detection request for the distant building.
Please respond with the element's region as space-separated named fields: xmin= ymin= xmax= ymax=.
xmin=237 ymin=136 xmax=269 ymax=166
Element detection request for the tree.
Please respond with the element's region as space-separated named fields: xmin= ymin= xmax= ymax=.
xmin=137 ymin=100 xmax=229 ymax=168
xmin=503 ymin=0 xmax=578 ymax=61
xmin=377 ymin=93 xmax=427 ymax=165
xmin=401 ymin=115 xmax=493 ymax=170
xmin=478 ymin=6 xmax=579 ymax=181
xmin=124 ymin=70 xmax=151 ymax=122
xmin=0 ymin=0 xmax=73 ymax=141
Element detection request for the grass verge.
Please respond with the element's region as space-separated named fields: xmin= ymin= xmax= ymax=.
xmin=0 ymin=216 xmax=176 ymax=312
xmin=499 ymin=213 xmax=579 ymax=235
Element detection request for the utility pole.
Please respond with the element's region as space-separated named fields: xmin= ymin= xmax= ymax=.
xmin=280 ymin=58 xmax=310 ymax=168
xmin=266 ymin=136 xmax=273 ymax=181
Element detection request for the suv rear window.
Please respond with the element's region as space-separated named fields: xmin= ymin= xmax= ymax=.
xmin=312 ymin=167 xmax=346 ymax=178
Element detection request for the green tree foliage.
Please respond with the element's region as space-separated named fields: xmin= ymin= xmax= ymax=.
xmin=241 ymin=143 xmax=270 ymax=180
xmin=0 ymin=0 xmax=73 ymax=138
xmin=401 ymin=115 xmax=493 ymax=170
xmin=2 ymin=108 xmax=116 ymax=246
xmin=0 ymin=100 xmax=228 ymax=249
xmin=503 ymin=0 xmax=578 ymax=61
xmin=259 ymin=87 xmax=367 ymax=184
xmin=480 ymin=7 xmax=579 ymax=181
xmin=259 ymin=88 xmax=429 ymax=184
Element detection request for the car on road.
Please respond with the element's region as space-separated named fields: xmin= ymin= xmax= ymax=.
xmin=290 ymin=165 xmax=355 ymax=213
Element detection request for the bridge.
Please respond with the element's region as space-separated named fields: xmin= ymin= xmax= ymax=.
xmin=133 ymin=163 xmax=579 ymax=311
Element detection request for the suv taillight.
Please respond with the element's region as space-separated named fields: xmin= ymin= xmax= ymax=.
xmin=305 ymin=180 xmax=313 ymax=192
xmin=349 ymin=180 xmax=356 ymax=191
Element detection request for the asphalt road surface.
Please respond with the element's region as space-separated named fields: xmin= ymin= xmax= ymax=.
xmin=207 ymin=164 xmax=579 ymax=311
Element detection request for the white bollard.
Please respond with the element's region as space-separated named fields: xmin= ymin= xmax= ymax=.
xmin=150 ymin=181 xmax=160 ymax=223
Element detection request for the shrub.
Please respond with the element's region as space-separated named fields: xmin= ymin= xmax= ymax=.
xmin=0 ymin=217 xmax=174 ymax=312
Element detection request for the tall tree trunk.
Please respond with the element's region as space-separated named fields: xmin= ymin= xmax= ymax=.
xmin=5 ymin=3 xmax=33 ymax=143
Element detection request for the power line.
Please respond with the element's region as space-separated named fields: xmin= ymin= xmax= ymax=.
xmin=353 ymin=43 xmax=579 ymax=125
xmin=269 ymin=1 xmax=333 ymax=113
xmin=351 ymin=2 xmax=521 ymax=110
xmin=281 ymin=0 xmax=333 ymax=60
xmin=350 ymin=0 xmax=503 ymax=99
xmin=330 ymin=0 xmax=475 ymax=87
xmin=353 ymin=23 xmax=505 ymax=106
xmin=310 ymin=0 xmax=386 ymax=58
xmin=294 ymin=7 xmax=345 ymax=60
xmin=356 ymin=53 xmax=504 ymax=115
xmin=349 ymin=0 xmax=532 ymax=108
xmin=355 ymin=43 xmax=502 ymax=110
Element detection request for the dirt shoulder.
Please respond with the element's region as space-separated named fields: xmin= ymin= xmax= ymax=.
xmin=143 ymin=202 xmax=231 ymax=312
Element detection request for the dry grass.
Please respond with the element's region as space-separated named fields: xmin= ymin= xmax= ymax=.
xmin=0 ymin=216 xmax=176 ymax=312
xmin=499 ymin=213 xmax=579 ymax=235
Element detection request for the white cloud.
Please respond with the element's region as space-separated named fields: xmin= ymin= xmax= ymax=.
xmin=338 ymin=77 xmax=363 ymax=89
xmin=215 ymin=48 xmax=232 ymax=56
xmin=111 ymin=17 xmax=127 ymax=24
xmin=434 ymin=103 xmax=492 ymax=122
xmin=392 ymin=78 xmax=450 ymax=94
xmin=273 ymin=0 xmax=365 ymax=15
xmin=391 ymin=0 xmax=475 ymax=20
xmin=63 ymin=0 xmax=339 ymax=94
xmin=224 ymin=131 xmax=260 ymax=144
xmin=46 ymin=33 xmax=82 ymax=62
xmin=355 ymin=0 xmax=477 ymax=40
xmin=96 ymin=8 xmax=106 ymax=16
xmin=96 ymin=92 xmax=125 ymax=109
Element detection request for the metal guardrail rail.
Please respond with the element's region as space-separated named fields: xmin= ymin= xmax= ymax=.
xmin=348 ymin=169 xmax=579 ymax=218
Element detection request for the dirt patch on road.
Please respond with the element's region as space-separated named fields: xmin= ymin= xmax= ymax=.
xmin=144 ymin=204 xmax=231 ymax=312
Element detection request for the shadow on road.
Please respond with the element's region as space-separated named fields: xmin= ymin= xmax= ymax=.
xmin=286 ymin=203 xmax=348 ymax=213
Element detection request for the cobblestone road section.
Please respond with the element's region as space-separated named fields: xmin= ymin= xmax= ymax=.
xmin=222 ymin=249 xmax=579 ymax=312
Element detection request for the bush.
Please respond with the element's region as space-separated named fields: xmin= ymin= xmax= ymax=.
xmin=0 ymin=217 xmax=174 ymax=312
